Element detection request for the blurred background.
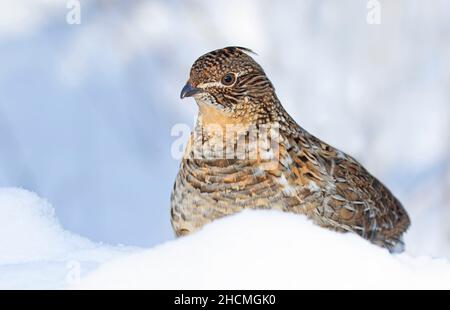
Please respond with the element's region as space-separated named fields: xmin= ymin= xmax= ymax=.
xmin=0 ymin=0 xmax=449 ymax=257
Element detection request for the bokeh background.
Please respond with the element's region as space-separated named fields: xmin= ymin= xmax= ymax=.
xmin=0 ymin=0 xmax=449 ymax=257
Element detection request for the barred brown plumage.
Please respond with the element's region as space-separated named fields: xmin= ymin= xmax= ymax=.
xmin=171 ymin=46 xmax=410 ymax=252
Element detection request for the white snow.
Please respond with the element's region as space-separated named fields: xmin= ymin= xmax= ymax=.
xmin=0 ymin=188 xmax=135 ymax=289
xmin=78 ymin=214 xmax=450 ymax=290
xmin=2 ymin=187 xmax=450 ymax=289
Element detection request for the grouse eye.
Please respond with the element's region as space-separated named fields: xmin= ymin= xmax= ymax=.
xmin=221 ymin=73 xmax=236 ymax=86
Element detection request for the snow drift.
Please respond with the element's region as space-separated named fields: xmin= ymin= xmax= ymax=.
xmin=79 ymin=212 xmax=450 ymax=290
xmin=1 ymin=187 xmax=450 ymax=289
xmin=0 ymin=188 xmax=134 ymax=289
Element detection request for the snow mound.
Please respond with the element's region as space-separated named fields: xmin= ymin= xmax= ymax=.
xmin=2 ymin=188 xmax=450 ymax=289
xmin=0 ymin=188 xmax=134 ymax=289
xmin=78 ymin=210 xmax=450 ymax=290
xmin=0 ymin=188 xmax=87 ymax=264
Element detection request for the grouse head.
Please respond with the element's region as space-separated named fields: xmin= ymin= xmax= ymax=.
xmin=180 ymin=47 xmax=280 ymax=125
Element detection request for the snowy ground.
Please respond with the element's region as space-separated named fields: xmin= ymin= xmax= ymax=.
xmin=0 ymin=188 xmax=135 ymax=289
xmin=2 ymin=188 xmax=450 ymax=290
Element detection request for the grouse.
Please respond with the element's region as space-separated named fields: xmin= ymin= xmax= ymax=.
xmin=171 ymin=47 xmax=410 ymax=252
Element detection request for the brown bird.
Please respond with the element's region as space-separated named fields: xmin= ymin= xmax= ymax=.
xmin=171 ymin=46 xmax=410 ymax=252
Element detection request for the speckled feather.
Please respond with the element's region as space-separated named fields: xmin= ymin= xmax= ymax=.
xmin=171 ymin=47 xmax=410 ymax=252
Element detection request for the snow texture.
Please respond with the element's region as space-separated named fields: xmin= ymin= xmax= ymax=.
xmin=2 ymin=188 xmax=450 ymax=289
xmin=78 ymin=211 xmax=450 ymax=290
xmin=0 ymin=188 xmax=134 ymax=289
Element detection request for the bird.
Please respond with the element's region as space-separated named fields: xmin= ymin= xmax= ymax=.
xmin=171 ymin=46 xmax=410 ymax=253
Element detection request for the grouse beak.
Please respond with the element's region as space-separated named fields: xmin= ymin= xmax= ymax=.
xmin=180 ymin=82 xmax=202 ymax=99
